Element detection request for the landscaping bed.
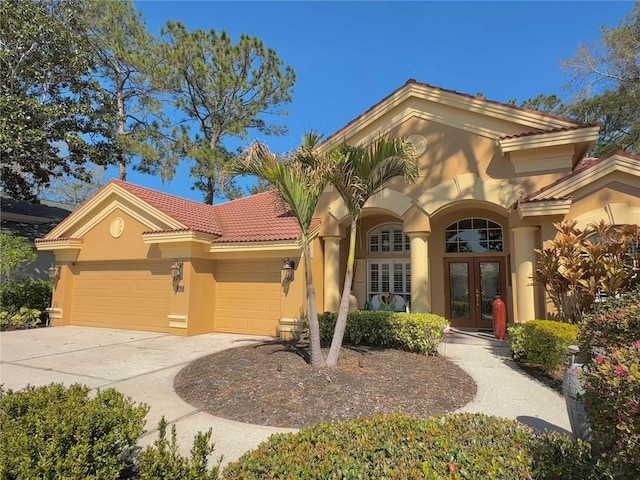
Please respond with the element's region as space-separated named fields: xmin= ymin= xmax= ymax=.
xmin=174 ymin=341 xmax=476 ymax=428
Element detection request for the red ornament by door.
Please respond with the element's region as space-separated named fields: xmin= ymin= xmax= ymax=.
xmin=492 ymin=294 xmax=506 ymax=341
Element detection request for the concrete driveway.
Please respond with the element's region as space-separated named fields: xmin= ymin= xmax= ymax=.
xmin=0 ymin=326 xmax=295 ymax=466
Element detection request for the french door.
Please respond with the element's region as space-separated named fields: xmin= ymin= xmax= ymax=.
xmin=444 ymin=257 xmax=506 ymax=329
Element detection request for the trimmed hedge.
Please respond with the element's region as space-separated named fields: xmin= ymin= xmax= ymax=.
xmin=0 ymin=383 xmax=148 ymax=479
xmin=0 ymin=279 xmax=52 ymax=313
xmin=0 ymin=279 xmax=52 ymax=330
xmin=508 ymin=320 xmax=579 ymax=374
xmin=319 ymin=310 xmax=447 ymax=355
xmin=223 ymin=413 xmax=610 ymax=479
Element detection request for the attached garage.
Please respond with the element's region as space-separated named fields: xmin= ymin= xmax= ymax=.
xmin=214 ymin=260 xmax=282 ymax=336
xmin=71 ymin=262 xmax=172 ymax=332
xmin=37 ymin=180 xmax=307 ymax=337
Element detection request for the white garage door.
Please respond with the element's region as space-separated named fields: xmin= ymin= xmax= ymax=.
xmin=71 ymin=262 xmax=172 ymax=332
xmin=215 ymin=260 xmax=281 ymax=336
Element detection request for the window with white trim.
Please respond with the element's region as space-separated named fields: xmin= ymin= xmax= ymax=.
xmin=367 ymin=260 xmax=411 ymax=311
xmin=368 ymin=223 xmax=410 ymax=254
xmin=445 ymin=218 xmax=503 ymax=253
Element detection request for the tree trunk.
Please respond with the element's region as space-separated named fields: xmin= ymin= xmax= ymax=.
xmin=117 ymin=82 xmax=127 ymax=181
xmin=204 ymin=177 xmax=214 ymax=205
xmin=304 ymin=242 xmax=324 ymax=367
xmin=326 ymin=221 xmax=357 ymax=366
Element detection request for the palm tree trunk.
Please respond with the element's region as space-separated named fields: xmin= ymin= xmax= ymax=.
xmin=326 ymin=221 xmax=357 ymax=366
xmin=304 ymin=242 xmax=325 ymax=367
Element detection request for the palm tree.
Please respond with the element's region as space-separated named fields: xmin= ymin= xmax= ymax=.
xmin=228 ymin=132 xmax=327 ymax=367
xmin=323 ymin=137 xmax=419 ymax=366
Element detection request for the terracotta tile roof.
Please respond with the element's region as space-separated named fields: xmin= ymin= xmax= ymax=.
xmin=114 ymin=181 xmax=311 ymax=243
xmin=520 ymin=150 xmax=640 ymax=203
xmin=35 ymin=237 xmax=82 ymax=244
xmin=320 ymin=79 xmax=583 ymax=146
xmin=212 ymin=191 xmax=313 ymax=243
xmin=111 ymin=179 xmax=223 ymax=236
xmin=498 ymin=124 xmax=599 ymax=141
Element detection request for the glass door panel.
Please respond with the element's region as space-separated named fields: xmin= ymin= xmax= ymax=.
xmin=479 ymin=261 xmax=501 ymax=321
xmin=448 ymin=261 xmax=470 ymax=320
xmin=445 ymin=257 xmax=506 ymax=329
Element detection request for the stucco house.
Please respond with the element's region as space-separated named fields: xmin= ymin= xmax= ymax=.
xmin=36 ymin=80 xmax=640 ymax=337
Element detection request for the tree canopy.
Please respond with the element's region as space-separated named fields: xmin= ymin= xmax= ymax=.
xmin=146 ymin=22 xmax=296 ymax=204
xmin=0 ymin=0 xmax=116 ymax=201
xmin=562 ymin=2 xmax=640 ymax=154
xmin=80 ymin=0 xmax=170 ymax=181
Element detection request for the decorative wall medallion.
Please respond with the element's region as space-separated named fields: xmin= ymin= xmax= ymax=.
xmin=110 ymin=217 xmax=125 ymax=238
xmin=407 ymin=134 xmax=428 ymax=156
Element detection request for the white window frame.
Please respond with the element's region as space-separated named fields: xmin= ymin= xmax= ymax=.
xmin=368 ymin=223 xmax=410 ymax=254
xmin=367 ymin=259 xmax=411 ymax=309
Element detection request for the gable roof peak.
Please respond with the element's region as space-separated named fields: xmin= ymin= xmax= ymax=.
xmin=321 ymin=79 xmax=585 ymax=147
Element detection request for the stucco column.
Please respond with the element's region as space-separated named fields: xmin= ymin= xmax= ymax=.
xmin=323 ymin=236 xmax=341 ymax=312
xmin=408 ymin=232 xmax=430 ymax=313
xmin=512 ymin=226 xmax=539 ymax=323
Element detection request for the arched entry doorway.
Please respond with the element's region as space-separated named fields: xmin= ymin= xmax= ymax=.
xmin=443 ymin=218 xmax=507 ymax=329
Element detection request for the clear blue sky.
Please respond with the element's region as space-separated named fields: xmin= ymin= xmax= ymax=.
xmin=113 ymin=0 xmax=634 ymax=202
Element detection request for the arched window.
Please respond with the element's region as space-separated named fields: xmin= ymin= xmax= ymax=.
xmin=445 ymin=218 xmax=503 ymax=253
xmin=368 ymin=223 xmax=410 ymax=254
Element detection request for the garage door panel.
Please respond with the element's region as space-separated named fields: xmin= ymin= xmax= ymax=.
xmin=214 ymin=260 xmax=281 ymax=336
xmin=71 ymin=263 xmax=171 ymax=332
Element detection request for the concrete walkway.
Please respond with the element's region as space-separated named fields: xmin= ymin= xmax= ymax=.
xmin=0 ymin=326 xmax=571 ymax=468
xmin=439 ymin=330 xmax=571 ymax=435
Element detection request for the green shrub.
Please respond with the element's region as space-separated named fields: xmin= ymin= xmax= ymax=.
xmin=0 ymin=278 xmax=52 ymax=326
xmin=508 ymin=320 xmax=579 ymax=374
xmin=531 ymin=430 xmax=612 ymax=479
xmin=582 ymin=341 xmax=640 ymax=479
xmin=0 ymin=307 xmax=42 ymax=331
xmin=0 ymin=383 xmax=148 ymax=480
xmin=223 ymin=413 xmax=609 ymax=479
xmin=319 ymin=310 xmax=447 ymax=355
xmin=137 ymin=417 xmax=220 ymax=480
xmin=578 ymin=287 xmax=640 ymax=361
xmin=0 ymin=233 xmax=36 ymax=277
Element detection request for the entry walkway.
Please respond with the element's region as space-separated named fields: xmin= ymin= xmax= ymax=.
xmin=1 ymin=326 xmax=571 ymax=467
xmin=439 ymin=329 xmax=571 ymax=435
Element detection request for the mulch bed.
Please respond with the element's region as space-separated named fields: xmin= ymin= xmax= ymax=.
xmin=174 ymin=341 xmax=477 ymax=428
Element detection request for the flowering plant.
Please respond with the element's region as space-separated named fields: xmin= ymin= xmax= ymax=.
xmin=582 ymin=341 xmax=640 ymax=478
xmin=578 ymin=288 xmax=640 ymax=362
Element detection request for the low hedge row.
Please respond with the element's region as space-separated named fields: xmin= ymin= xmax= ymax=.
xmin=223 ymin=412 xmax=610 ymax=479
xmin=0 ymin=279 xmax=52 ymax=330
xmin=0 ymin=383 xmax=221 ymax=480
xmin=0 ymin=383 xmax=148 ymax=479
xmin=508 ymin=319 xmax=578 ymax=374
xmin=0 ymin=279 xmax=52 ymax=314
xmin=318 ymin=310 xmax=447 ymax=355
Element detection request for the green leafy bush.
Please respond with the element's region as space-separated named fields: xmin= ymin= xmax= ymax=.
xmin=223 ymin=413 xmax=609 ymax=479
xmin=137 ymin=417 xmax=220 ymax=480
xmin=0 ymin=307 xmax=42 ymax=331
xmin=508 ymin=320 xmax=579 ymax=374
xmin=319 ymin=310 xmax=447 ymax=355
xmin=582 ymin=341 xmax=640 ymax=479
xmin=0 ymin=278 xmax=53 ymax=327
xmin=0 ymin=233 xmax=36 ymax=277
xmin=578 ymin=287 xmax=640 ymax=360
xmin=0 ymin=383 xmax=148 ymax=480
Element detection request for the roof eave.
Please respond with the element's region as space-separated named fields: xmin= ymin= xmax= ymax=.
xmin=518 ymin=199 xmax=573 ymax=219
xmin=498 ymin=126 xmax=601 ymax=154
